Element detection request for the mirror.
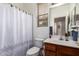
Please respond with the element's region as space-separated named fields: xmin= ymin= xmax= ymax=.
xmin=49 ymin=3 xmax=79 ymax=35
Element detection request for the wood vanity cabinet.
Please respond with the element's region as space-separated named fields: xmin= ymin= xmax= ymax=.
xmin=44 ymin=43 xmax=79 ymax=56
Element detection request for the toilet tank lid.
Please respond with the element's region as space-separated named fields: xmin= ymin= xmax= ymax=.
xmin=35 ymin=38 xmax=44 ymax=41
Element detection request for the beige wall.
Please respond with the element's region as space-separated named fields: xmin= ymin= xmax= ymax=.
xmin=38 ymin=3 xmax=49 ymax=15
xmin=13 ymin=3 xmax=34 ymax=13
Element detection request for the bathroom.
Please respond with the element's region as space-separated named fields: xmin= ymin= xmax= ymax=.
xmin=0 ymin=2 xmax=79 ymax=57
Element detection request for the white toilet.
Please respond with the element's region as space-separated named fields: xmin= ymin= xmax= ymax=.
xmin=26 ymin=38 xmax=44 ymax=56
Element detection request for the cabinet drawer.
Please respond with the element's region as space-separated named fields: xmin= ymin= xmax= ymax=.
xmin=45 ymin=50 xmax=56 ymax=56
xmin=45 ymin=43 xmax=56 ymax=52
xmin=60 ymin=46 xmax=79 ymax=56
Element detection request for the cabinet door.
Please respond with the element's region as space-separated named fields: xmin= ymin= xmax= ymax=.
xmin=56 ymin=46 xmax=62 ymax=56
xmin=57 ymin=45 xmax=79 ymax=56
xmin=45 ymin=43 xmax=56 ymax=52
xmin=44 ymin=43 xmax=57 ymax=56
xmin=45 ymin=50 xmax=56 ymax=56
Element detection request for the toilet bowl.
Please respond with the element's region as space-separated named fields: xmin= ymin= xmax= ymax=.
xmin=26 ymin=38 xmax=44 ymax=56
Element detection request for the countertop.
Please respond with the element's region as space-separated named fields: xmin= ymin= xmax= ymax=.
xmin=43 ymin=35 xmax=79 ymax=49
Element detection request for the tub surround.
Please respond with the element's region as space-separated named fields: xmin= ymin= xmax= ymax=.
xmin=43 ymin=35 xmax=79 ymax=56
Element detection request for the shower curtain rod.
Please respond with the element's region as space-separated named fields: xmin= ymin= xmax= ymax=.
xmin=9 ymin=3 xmax=32 ymax=15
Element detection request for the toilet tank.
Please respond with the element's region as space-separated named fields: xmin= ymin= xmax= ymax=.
xmin=34 ymin=38 xmax=44 ymax=48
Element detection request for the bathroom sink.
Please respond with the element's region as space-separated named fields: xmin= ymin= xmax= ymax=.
xmin=44 ymin=35 xmax=79 ymax=48
xmin=51 ymin=36 xmax=76 ymax=43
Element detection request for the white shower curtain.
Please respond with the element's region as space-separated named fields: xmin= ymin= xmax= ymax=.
xmin=0 ymin=4 xmax=33 ymax=56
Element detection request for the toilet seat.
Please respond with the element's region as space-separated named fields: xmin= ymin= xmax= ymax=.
xmin=26 ymin=47 xmax=40 ymax=56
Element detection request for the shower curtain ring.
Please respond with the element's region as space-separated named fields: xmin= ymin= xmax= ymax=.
xmin=10 ymin=4 xmax=13 ymax=7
